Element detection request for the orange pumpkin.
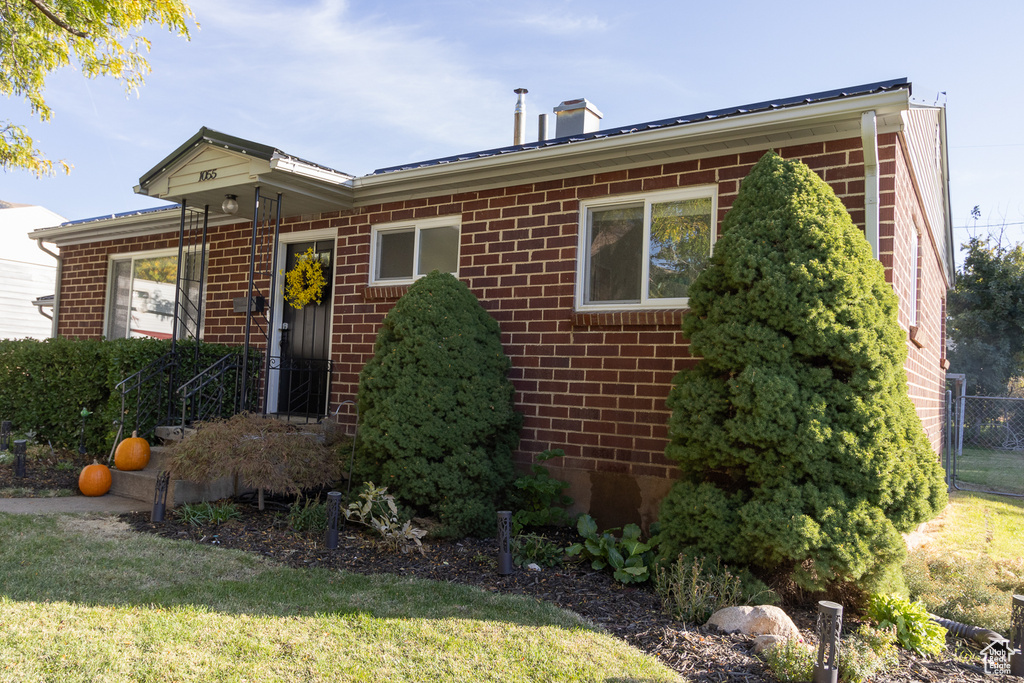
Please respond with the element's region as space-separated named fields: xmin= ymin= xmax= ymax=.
xmin=114 ymin=430 xmax=151 ymax=471
xmin=79 ymin=461 xmax=111 ymax=497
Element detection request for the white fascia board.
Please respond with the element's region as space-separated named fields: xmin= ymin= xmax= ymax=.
xmin=28 ymin=209 xmax=241 ymax=247
xmin=352 ymin=89 xmax=911 ymax=205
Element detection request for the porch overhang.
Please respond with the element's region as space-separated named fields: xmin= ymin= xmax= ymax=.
xmin=134 ymin=127 xmax=355 ymax=220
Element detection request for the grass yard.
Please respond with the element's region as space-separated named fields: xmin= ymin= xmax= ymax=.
xmin=954 ymin=446 xmax=1024 ymax=495
xmin=904 ymin=491 xmax=1024 ymax=636
xmin=0 ymin=513 xmax=682 ymax=683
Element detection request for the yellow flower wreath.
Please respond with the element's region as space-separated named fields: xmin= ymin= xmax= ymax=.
xmin=283 ymin=248 xmax=328 ymax=309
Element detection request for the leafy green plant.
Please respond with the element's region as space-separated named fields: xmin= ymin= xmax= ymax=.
xmin=839 ymin=624 xmax=898 ymax=683
xmin=175 ymin=501 xmax=241 ymax=526
xmin=343 ymin=483 xmax=427 ymax=555
xmin=288 ymin=497 xmax=327 ymax=533
xmin=654 ymin=553 xmax=770 ymax=624
xmin=511 ymin=449 xmax=574 ymax=533
xmin=566 ymin=514 xmax=659 ymax=584
xmin=867 ymin=593 xmax=947 ymax=657
xmin=658 ymin=151 xmax=947 ymax=593
xmin=762 ymin=638 xmax=815 ymax=682
xmin=170 ymin=413 xmax=341 ymax=510
xmin=355 ymin=271 xmax=522 ymax=538
xmin=512 ymin=533 xmax=564 ymax=568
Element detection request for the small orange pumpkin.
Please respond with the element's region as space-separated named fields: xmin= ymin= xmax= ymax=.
xmin=79 ymin=461 xmax=112 ymax=497
xmin=114 ymin=430 xmax=151 ymax=471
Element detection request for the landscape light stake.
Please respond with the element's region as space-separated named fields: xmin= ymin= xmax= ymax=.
xmin=13 ymin=440 xmax=26 ymax=479
xmin=497 ymin=510 xmax=513 ymax=575
xmin=813 ymin=600 xmax=843 ymax=683
xmin=1012 ymin=594 xmax=1024 ymax=675
xmin=0 ymin=420 xmax=10 ymax=451
xmin=326 ymin=491 xmax=341 ymax=550
xmin=151 ymin=471 xmax=170 ymax=522
xmin=78 ymin=408 xmax=92 ymax=456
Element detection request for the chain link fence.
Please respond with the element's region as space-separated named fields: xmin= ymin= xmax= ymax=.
xmin=946 ymin=393 xmax=1024 ymax=497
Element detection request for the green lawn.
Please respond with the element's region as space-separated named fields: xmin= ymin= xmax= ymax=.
xmin=954 ymin=446 xmax=1024 ymax=495
xmin=904 ymin=491 xmax=1024 ymax=636
xmin=0 ymin=512 xmax=682 ymax=682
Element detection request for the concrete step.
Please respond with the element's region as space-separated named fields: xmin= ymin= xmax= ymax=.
xmin=109 ymin=445 xmax=242 ymax=508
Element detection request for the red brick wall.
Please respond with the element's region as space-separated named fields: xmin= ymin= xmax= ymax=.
xmin=55 ymin=135 xmax=948 ymax=526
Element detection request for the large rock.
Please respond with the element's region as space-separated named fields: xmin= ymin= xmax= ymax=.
xmin=706 ymin=606 xmax=802 ymax=641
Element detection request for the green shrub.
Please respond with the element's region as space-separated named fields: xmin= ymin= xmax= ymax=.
xmin=175 ymin=501 xmax=242 ymax=526
xmin=512 ymin=532 xmax=565 ymax=568
xmin=867 ymin=593 xmax=947 ymax=657
xmin=0 ymin=337 xmax=253 ymax=455
xmin=511 ymin=448 xmax=574 ymax=533
xmin=763 ymin=638 xmax=815 ymax=682
xmin=654 ymin=553 xmax=773 ymax=624
xmin=566 ymin=514 xmax=659 ymax=584
xmin=355 ymin=271 xmax=521 ymax=538
xmin=658 ymin=152 xmax=947 ymax=592
xmin=170 ymin=413 xmax=341 ymax=510
xmin=288 ymin=497 xmax=327 ymax=533
xmin=840 ymin=624 xmax=898 ymax=683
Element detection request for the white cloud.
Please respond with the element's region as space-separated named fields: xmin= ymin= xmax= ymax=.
xmin=512 ymin=13 xmax=608 ymax=35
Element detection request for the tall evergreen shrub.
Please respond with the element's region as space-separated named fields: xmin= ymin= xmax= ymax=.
xmin=658 ymin=152 xmax=947 ymax=591
xmin=356 ymin=271 xmax=522 ymax=538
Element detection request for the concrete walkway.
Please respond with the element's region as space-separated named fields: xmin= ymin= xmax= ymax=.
xmin=0 ymin=494 xmax=146 ymax=515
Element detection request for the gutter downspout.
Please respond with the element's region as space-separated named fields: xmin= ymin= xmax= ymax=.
xmin=861 ymin=110 xmax=880 ymax=259
xmin=36 ymin=239 xmax=61 ymax=337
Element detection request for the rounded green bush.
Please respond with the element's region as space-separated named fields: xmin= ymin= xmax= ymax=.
xmin=658 ymin=152 xmax=947 ymax=591
xmin=356 ymin=271 xmax=522 ymax=537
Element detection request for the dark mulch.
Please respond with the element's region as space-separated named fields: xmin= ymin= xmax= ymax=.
xmin=117 ymin=499 xmax=1015 ymax=683
xmin=0 ymin=447 xmax=90 ymax=494
xmin=2 ymin=464 xmax=1015 ymax=682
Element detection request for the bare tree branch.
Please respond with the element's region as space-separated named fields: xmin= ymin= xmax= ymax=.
xmin=26 ymin=0 xmax=89 ymax=38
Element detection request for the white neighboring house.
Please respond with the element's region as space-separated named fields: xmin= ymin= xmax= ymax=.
xmin=0 ymin=201 xmax=64 ymax=340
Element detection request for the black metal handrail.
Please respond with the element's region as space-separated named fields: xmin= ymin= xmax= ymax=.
xmin=114 ymin=350 xmax=179 ymax=442
xmin=177 ymin=352 xmax=259 ymax=426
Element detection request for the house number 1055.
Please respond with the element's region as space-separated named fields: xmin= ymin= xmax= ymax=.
xmin=199 ymin=169 xmax=217 ymax=181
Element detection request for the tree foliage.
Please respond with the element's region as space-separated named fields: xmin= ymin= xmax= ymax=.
xmin=658 ymin=152 xmax=947 ymax=592
xmin=947 ymin=236 xmax=1024 ymax=395
xmin=1 ymin=0 xmax=195 ymax=176
xmin=356 ymin=271 xmax=522 ymax=538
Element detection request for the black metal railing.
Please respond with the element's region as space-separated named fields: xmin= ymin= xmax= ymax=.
xmin=177 ymin=352 xmax=261 ymax=427
xmin=114 ymin=350 xmax=180 ymax=442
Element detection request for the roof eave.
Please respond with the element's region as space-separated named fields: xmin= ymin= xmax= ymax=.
xmin=352 ymin=87 xmax=911 ymax=206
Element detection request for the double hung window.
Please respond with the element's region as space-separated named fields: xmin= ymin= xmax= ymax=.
xmin=578 ymin=187 xmax=717 ymax=309
xmin=105 ymin=249 xmax=204 ymax=340
xmin=370 ymin=216 xmax=460 ymax=284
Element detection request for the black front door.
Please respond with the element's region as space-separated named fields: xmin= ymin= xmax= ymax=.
xmin=276 ymin=240 xmax=332 ymax=417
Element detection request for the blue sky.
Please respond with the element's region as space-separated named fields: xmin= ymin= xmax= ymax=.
xmin=4 ymin=0 xmax=1024 ymax=253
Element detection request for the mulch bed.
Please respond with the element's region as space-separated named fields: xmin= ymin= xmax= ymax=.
xmin=1 ymin=465 xmax=1016 ymax=681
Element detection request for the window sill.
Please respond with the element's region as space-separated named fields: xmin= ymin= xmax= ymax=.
xmin=908 ymin=324 xmax=924 ymax=349
xmin=572 ymin=309 xmax=685 ymax=328
xmin=363 ymin=285 xmax=410 ymax=302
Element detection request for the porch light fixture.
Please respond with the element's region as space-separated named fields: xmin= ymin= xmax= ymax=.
xmin=222 ymin=194 xmax=239 ymax=215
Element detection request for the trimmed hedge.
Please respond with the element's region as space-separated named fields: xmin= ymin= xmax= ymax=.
xmin=0 ymin=337 xmax=250 ymax=455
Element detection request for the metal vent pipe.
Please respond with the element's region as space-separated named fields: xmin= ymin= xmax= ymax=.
xmin=513 ymin=88 xmax=528 ymax=145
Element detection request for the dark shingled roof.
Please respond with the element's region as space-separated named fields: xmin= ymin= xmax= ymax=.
xmin=371 ymin=78 xmax=910 ymax=176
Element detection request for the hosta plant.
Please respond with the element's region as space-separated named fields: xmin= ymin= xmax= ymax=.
xmin=566 ymin=514 xmax=659 ymax=584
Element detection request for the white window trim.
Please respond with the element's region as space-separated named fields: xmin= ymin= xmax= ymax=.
xmin=369 ymin=214 xmax=461 ymax=286
xmin=575 ymin=185 xmax=718 ymax=312
xmin=102 ymin=246 xmax=207 ymax=340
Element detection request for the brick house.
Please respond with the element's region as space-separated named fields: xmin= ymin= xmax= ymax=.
xmin=30 ymin=78 xmax=952 ymax=528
